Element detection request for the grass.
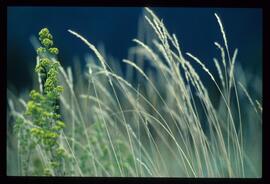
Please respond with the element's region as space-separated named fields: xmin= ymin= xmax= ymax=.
xmin=7 ymin=7 xmax=262 ymax=177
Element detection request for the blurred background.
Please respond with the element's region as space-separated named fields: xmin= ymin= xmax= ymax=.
xmin=7 ymin=7 xmax=262 ymax=94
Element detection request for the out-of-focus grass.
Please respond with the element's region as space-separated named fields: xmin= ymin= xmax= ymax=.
xmin=7 ymin=8 xmax=262 ymax=177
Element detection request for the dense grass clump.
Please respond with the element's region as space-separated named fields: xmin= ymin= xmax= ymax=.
xmin=7 ymin=8 xmax=262 ymax=177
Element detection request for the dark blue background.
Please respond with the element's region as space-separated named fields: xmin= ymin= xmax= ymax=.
xmin=7 ymin=7 xmax=262 ymax=92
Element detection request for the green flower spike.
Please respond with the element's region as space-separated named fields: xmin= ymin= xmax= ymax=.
xmin=18 ymin=27 xmax=66 ymax=176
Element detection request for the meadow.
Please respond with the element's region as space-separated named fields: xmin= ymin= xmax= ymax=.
xmin=7 ymin=8 xmax=262 ymax=177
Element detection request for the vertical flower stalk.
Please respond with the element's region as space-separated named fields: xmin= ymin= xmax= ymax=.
xmin=24 ymin=28 xmax=66 ymax=176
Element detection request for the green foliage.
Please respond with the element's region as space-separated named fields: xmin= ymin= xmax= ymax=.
xmin=13 ymin=28 xmax=66 ymax=176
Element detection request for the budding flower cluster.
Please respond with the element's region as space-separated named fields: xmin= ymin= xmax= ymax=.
xmin=21 ymin=28 xmax=67 ymax=176
xmin=37 ymin=28 xmax=59 ymax=56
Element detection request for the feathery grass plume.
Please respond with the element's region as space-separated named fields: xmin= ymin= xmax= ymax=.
xmin=215 ymin=13 xmax=231 ymax=63
xmin=238 ymin=82 xmax=258 ymax=114
xmin=213 ymin=58 xmax=225 ymax=89
xmin=186 ymin=52 xmax=215 ymax=82
xmin=214 ymin=42 xmax=227 ymax=70
xmin=229 ymin=49 xmax=238 ymax=89
xmin=68 ymin=29 xmax=112 ymax=86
